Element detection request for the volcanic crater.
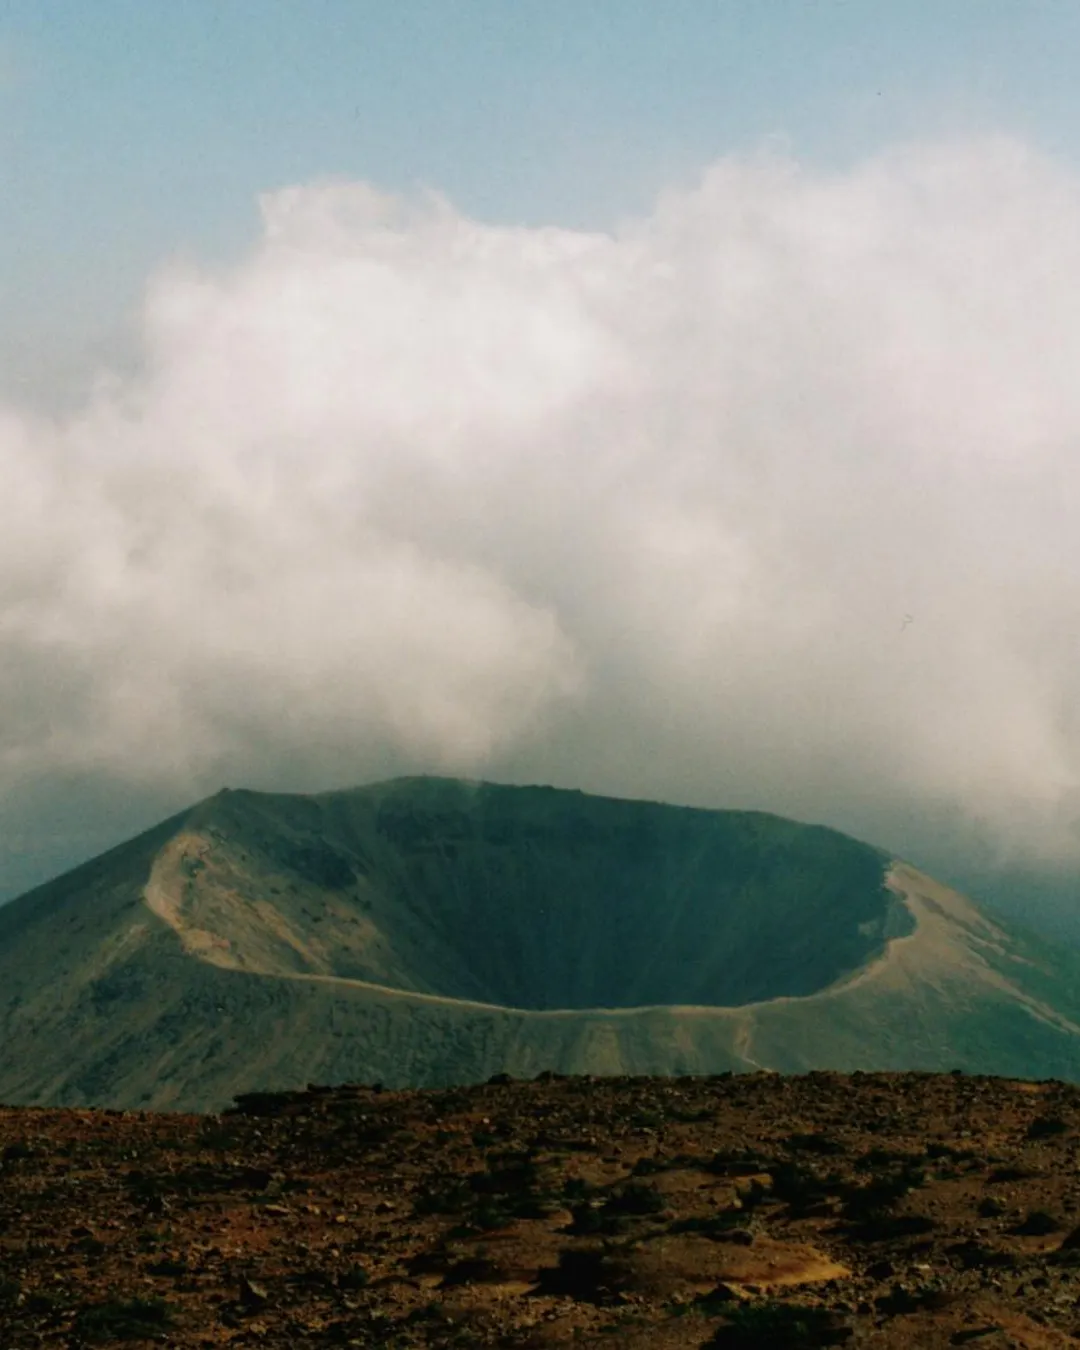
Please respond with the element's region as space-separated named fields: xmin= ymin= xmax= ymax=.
xmin=3 ymin=776 xmax=1080 ymax=1112
xmin=151 ymin=777 xmax=914 ymax=1012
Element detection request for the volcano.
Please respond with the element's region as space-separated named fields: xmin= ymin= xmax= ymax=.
xmin=2 ymin=777 xmax=1079 ymax=1110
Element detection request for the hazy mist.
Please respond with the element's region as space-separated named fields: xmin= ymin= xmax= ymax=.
xmin=4 ymin=137 xmax=1080 ymax=921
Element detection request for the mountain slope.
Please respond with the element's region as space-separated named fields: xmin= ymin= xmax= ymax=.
xmin=1 ymin=778 xmax=1079 ymax=1111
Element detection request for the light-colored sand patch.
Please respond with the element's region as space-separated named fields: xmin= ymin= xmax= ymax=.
xmin=143 ymin=833 xmax=238 ymax=969
xmin=633 ymin=1234 xmax=850 ymax=1292
xmin=884 ymin=865 xmax=1080 ymax=1038
xmin=143 ymin=832 xmax=359 ymax=976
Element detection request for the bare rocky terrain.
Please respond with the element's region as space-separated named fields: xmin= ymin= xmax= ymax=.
xmin=5 ymin=1071 xmax=1080 ymax=1347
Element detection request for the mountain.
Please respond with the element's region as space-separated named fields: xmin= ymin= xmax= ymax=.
xmin=2 ymin=777 xmax=1079 ymax=1111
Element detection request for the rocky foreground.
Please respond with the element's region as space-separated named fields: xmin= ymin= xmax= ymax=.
xmin=4 ymin=1073 xmax=1080 ymax=1347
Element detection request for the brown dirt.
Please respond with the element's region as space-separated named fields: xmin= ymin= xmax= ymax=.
xmin=4 ymin=1071 xmax=1080 ymax=1347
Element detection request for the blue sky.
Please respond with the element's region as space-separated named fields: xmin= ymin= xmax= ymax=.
xmin=4 ymin=2 xmax=1080 ymax=398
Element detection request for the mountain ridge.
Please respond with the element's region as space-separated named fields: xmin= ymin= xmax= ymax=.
xmin=2 ymin=777 xmax=1080 ymax=1111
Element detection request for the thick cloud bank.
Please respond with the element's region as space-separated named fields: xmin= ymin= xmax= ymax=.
xmin=4 ymin=138 xmax=1080 ymax=879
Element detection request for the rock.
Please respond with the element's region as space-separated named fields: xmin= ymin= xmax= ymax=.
xmin=239 ymin=1276 xmax=269 ymax=1310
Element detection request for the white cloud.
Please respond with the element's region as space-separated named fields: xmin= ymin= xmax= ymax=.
xmin=4 ymin=137 xmax=1080 ymax=873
